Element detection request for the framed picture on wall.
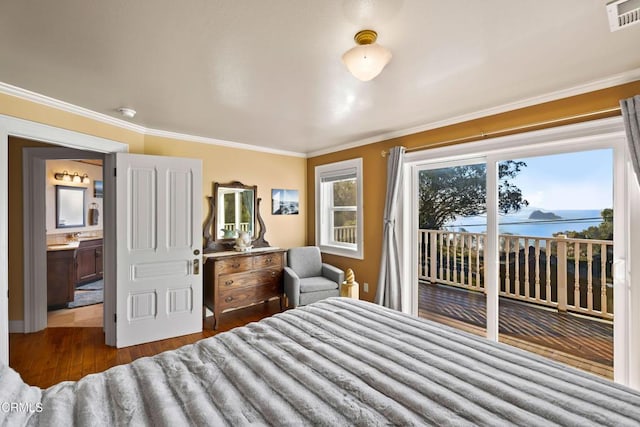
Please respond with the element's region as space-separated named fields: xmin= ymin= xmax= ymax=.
xmin=272 ymin=189 xmax=299 ymax=215
xmin=94 ymin=180 xmax=103 ymax=198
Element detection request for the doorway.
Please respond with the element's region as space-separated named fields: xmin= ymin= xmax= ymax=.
xmin=19 ymin=145 xmax=107 ymax=335
xmin=44 ymin=158 xmax=104 ymax=328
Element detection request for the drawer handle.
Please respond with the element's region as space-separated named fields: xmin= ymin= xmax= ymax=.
xmin=232 ymin=263 xmax=240 ymax=268
xmin=271 ymin=271 xmax=276 ymax=277
xmin=225 ymin=296 xmax=234 ymax=303
xmin=265 ymin=257 xmax=272 ymax=264
xmin=224 ymin=280 xmax=234 ymax=286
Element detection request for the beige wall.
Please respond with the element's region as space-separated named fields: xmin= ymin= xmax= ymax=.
xmin=143 ymin=135 xmax=307 ymax=250
xmin=307 ymin=80 xmax=640 ymax=303
xmin=4 ymin=94 xmax=307 ymax=321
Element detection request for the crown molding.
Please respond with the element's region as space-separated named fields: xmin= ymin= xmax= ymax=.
xmin=307 ymin=68 xmax=640 ymax=158
xmin=0 ymin=81 xmax=306 ymax=158
xmin=144 ymin=128 xmax=306 ymax=158
xmin=0 ymin=82 xmax=148 ymax=134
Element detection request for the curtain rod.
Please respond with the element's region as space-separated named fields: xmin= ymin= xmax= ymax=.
xmin=380 ymin=106 xmax=622 ymax=157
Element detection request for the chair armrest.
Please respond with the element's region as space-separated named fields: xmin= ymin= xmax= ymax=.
xmin=283 ymin=267 xmax=301 ymax=308
xmin=322 ymin=264 xmax=344 ymax=285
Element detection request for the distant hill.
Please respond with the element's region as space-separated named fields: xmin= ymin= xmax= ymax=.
xmin=529 ymin=210 xmax=561 ymax=220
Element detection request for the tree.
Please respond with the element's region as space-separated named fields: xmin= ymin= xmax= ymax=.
xmin=554 ymin=208 xmax=613 ymax=240
xmin=418 ymin=161 xmax=529 ymax=229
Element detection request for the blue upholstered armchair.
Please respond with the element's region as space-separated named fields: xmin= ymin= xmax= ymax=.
xmin=284 ymin=246 xmax=344 ymax=308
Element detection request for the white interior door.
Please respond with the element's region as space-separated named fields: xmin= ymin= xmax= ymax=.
xmin=115 ymin=153 xmax=202 ymax=347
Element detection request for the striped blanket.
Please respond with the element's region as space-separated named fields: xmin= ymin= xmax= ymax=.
xmin=2 ymin=298 xmax=640 ymax=426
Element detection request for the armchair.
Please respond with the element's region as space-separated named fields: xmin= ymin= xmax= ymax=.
xmin=284 ymin=246 xmax=344 ymax=308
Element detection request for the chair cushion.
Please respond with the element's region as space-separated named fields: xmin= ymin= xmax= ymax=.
xmin=299 ymin=277 xmax=339 ymax=293
xmin=287 ymin=246 xmax=323 ymax=278
xmin=299 ymin=289 xmax=340 ymax=306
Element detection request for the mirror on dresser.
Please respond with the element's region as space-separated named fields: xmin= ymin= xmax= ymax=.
xmin=203 ymin=181 xmax=269 ymax=252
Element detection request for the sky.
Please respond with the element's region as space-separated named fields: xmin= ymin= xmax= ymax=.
xmin=506 ymin=149 xmax=613 ymax=211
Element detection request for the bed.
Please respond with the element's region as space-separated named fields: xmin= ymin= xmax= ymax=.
xmin=2 ymin=298 xmax=640 ymax=426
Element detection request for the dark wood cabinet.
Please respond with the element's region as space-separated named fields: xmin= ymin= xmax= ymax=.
xmin=47 ymin=249 xmax=76 ymax=309
xmin=204 ymin=249 xmax=285 ymax=329
xmin=75 ymin=238 xmax=103 ymax=284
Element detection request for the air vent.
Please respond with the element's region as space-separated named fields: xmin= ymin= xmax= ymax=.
xmin=607 ymin=0 xmax=640 ymax=31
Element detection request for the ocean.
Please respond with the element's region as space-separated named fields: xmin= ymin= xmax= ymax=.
xmin=444 ymin=208 xmax=605 ymax=238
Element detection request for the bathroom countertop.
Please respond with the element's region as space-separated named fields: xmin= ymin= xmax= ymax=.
xmin=46 ymin=236 xmax=103 ymax=251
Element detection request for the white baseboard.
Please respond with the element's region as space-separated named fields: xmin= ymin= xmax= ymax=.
xmin=9 ymin=320 xmax=24 ymax=333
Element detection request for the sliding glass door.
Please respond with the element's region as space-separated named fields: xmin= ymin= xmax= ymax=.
xmin=408 ymin=123 xmax=627 ymax=381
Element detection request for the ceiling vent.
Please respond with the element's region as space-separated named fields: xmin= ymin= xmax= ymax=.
xmin=607 ymin=0 xmax=640 ymax=31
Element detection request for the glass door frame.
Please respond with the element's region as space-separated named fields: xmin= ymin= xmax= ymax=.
xmin=399 ymin=116 xmax=636 ymax=386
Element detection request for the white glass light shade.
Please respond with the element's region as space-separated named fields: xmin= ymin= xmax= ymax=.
xmin=62 ymin=171 xmax=71 ymax=182
xmin=342 ymin=43 xmax=392 ymax=81
xmin=72 ymin=172 xmax=82 ymax=183
xmin=82 ymin=173 xmax=90 ymax=184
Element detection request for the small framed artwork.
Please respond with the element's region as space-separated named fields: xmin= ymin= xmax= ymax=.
xmin=94 ymin=180 xmax=103 ymax=198
xmin=272 ymin=189 xmax=299 ymax=215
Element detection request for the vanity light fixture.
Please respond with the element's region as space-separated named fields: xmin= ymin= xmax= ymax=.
xmin=342 ymin=29 xmax=392 ymax=81
xmin=54 ymin=170 xmax=72 ymax=182
xmin=54 ymin=170 xmax=91 ymax=184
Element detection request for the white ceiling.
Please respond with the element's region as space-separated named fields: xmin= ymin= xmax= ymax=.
xmin=1 ymin=0 xmax=639 ymax=156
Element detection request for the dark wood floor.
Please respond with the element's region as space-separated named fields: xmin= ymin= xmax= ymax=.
xmin=9 ymin=300 xmax=283 ymax=389
xmin=418 ymin=281 xmax=613 ymax=377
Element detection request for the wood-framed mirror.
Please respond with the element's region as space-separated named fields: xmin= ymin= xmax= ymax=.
xmin=203 ymin=181 xmax=269 ymax=252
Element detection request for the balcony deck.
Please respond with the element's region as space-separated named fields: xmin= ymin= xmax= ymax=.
xmin=418 ymin=280 xmax=613 ymax=379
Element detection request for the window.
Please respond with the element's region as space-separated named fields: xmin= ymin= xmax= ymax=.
xmin=315 ymin=158 xmax=363 ymax=259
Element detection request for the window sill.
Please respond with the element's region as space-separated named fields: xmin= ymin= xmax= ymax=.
xmin=319 ymin=245 xmax=363 ymax=260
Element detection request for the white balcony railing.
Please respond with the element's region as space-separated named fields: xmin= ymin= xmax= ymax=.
xmin=222 ymin=222 xmax=251 ymax=233
xmin=418 ymin=230 xmax=613 ymax=320
xmin=334 ymin=226 xmax=357 ymax=244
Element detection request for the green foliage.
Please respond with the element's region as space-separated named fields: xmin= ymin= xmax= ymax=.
xmin=554 ymin=208 xmax=613 ymax=240
xmin=419 ymin=161 xmax=529 ymax=229
xmin=332 ymin=180 xmax=357 ymax=226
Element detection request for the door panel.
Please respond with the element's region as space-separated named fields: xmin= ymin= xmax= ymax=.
xmin=116 ymin=153 xmax=202 ymax=347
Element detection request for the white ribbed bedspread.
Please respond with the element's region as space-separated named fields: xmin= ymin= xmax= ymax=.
xmin=2 ymin=298 xmax=640 ymax=426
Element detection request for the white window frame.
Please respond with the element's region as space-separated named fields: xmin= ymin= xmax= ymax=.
xmin=315 ymin=158 xmax=364 ymax=259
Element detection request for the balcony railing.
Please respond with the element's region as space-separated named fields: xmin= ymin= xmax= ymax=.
xmin=418 ymin=230 xmax=613 ymax=320
xmin=333 ymin=226 xmax=357 ymax=244
xmin=222 ymin=222 xmax=251 ymax=232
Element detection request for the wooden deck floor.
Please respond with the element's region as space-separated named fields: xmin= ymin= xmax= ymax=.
xmin=419 ymin=281 xmax=613 ymax=379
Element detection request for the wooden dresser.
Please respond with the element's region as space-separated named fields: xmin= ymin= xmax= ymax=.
xmin=203 ymin=248 xmax=285 ymax=329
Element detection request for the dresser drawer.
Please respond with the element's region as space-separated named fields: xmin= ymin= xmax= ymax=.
xmin=218 ymin=271 xmax=259 ymax=291
xmin=215 ymin=256 xmax=252 ymax=275
xmin=253 ymin=252 xmax=283 ymax=269
xmin=257 ymin=267 xmax=283 ymax=287
xmin=219 ymin=283 xmax=280 ymax=310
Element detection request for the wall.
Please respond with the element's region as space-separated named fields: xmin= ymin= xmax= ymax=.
xmin=3 ymin=94 xmax=307 ymax=322
xmin=45 ymin=160 xmax=103 ymax=241
xmin=307 ymin=80 xmax=640 ymax=303
xmin=143 ymin=135 xmax=307 ymax=251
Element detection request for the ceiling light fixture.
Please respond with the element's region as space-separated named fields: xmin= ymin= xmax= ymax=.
xmin=117 ymin=107 xmax=137 ymax=119
xmin=342 ymin=29 xmax=392 ymax=82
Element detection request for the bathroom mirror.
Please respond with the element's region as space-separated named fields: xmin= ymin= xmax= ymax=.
xmin=203 ymin=181 xmax=269 ymax=252
xmin=56 ymin=185 xmax=86 ymax=228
